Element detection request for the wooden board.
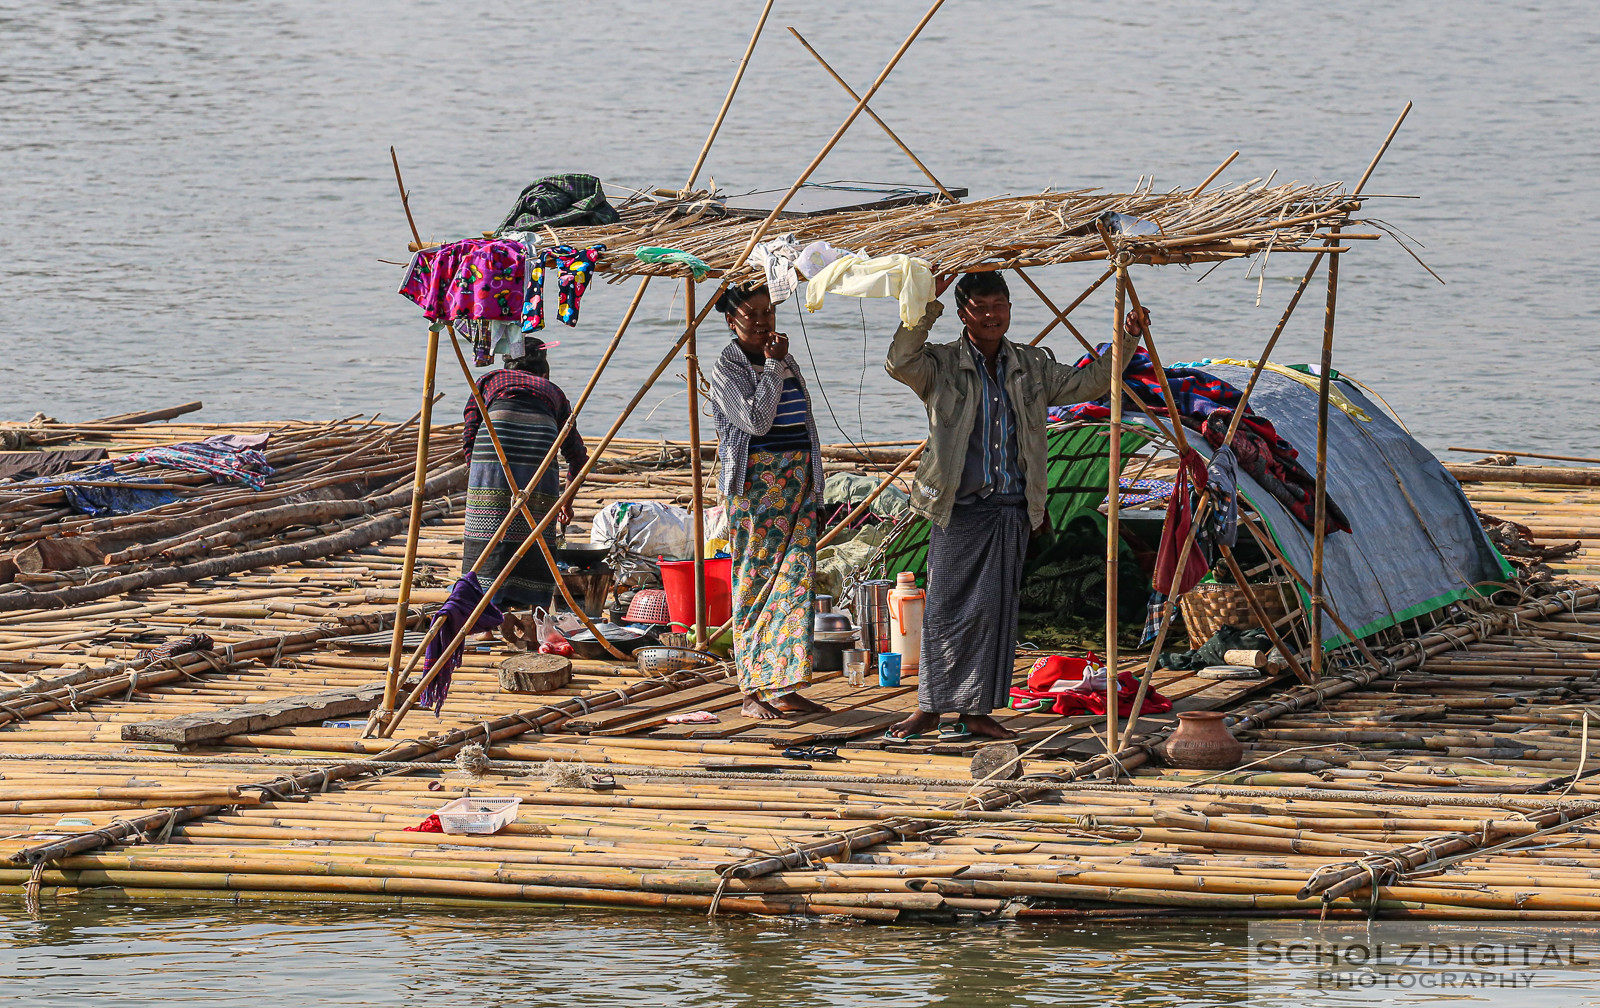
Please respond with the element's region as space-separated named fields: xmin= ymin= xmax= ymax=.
xmin=563 ymin=680 xmax=737 ymax=734
xmin=120 ymin=684 xmax=384 ymax=744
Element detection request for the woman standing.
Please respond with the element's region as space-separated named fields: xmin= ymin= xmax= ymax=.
xmin=708 ymin=284 xmax=829 ymax=720
xmin=461 ymin=341 xmax=587 ymax=610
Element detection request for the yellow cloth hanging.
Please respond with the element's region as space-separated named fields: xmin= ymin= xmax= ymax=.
xmin=1209 ymin=358 xmax=1372 ymax=422
xmin=802 ymin=253 xmax=934 ymax=327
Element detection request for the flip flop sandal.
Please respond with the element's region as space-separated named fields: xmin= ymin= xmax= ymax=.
xmin=882 ymin=726 xmax=932 ymax=743
xmin=1010 ymin=698 xmax=1053 ymax=713
xmin=939 ymin=721 xmax=974 ymax=741
xmin=783 ymin=745 xmax=841 ymax=761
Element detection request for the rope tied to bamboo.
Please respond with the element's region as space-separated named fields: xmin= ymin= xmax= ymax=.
xmin=155 ymin=809 xmax=179 ymax=844
xmin=456 ymin=743 xmax=491 ymax=778
xmin=23 ymin=861 xmax=44 ymax=918
xmin=511 ymin=712 xmax=543 ymax=735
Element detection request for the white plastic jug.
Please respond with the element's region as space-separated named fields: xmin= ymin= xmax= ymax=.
xmin=887 ymin=571 xmax=925 ymax=671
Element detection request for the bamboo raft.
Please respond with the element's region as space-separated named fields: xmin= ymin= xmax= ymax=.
xmin=3 ymin=414 xmax=1599 ymax=923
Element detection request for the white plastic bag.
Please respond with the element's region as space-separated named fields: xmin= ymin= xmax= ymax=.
xmin=590 ymin=501 xmax=696 ymax=584
xmin=532 ymin=607 xmax=573 ymax=656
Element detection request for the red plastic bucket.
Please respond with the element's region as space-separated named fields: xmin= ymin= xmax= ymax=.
xmin=657 ymin=556 xmax=733 ymax=633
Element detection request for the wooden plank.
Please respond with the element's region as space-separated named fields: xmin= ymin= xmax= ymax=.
xmin=680 ymin=674 xmax=913 ymax=741
xmin=565 ymin=680 xmax=737 ymax=734
xmin=120 ymin=684 xmax=384 ymax=744
xmin=733 ymin=688 xmax=922 ymax=745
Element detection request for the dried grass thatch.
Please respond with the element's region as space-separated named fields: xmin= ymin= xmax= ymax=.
xmin=513 ymin=178 xmax=1355 ymax=280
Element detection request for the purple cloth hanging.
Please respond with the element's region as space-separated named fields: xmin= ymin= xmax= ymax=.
xmin=419 ymin=572 xmax=505 ymax=715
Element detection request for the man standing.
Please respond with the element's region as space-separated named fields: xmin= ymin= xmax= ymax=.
xmin=883 ymin=272 xmax=1141 ymax=741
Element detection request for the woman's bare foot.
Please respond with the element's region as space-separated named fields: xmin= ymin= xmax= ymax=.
xmin=741 ymin=695 xmax=784 ymax=719
xmin=772 ymin=691 xmax=829 ymax=715
xmin=886 ymin=709 xmax=939 ymax=740
xmin=962 ymin=713 xmax=1018 ymax=740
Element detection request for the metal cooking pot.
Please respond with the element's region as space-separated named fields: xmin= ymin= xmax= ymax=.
xmin=814 ymin=612 xmax=854 ymax=634
xmin=553 ymin=543 xmax=612 ymax=567
xmin=564 ymin=622 xmax=656 ymax=660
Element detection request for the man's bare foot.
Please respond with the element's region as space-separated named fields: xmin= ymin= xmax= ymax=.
xmin=741 ymin=695 xmax=784 ymax=719
xmin=885 ymin=709 xmax=939 ymax=740
xmin=772 ymin=691 xmax=829 ymax=714
xmin=962 ymin=713 xmax=1018 ymax=740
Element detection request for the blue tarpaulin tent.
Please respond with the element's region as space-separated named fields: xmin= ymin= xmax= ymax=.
xmin=876 ymin=366 xmax=1510 ymax=650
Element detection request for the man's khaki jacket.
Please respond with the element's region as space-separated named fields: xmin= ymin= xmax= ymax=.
xmin=885 ymin=299 xmax=1139 ymax=529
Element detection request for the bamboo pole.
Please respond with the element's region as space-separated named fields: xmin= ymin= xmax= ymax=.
xmin=1305 ymin=102 xmax=1413 ymax=672
xmin=1190 ymin=151 xmax=1240 ymax=198
xmin=380 ymin=154 xmax=638 ymax=724
xmin=531 ymin=5 xmax=953 ymax=652
xmin=371 ymin=276 xmax=652 ymax=724
xmin=720 ymin=0 xmax=950 ymax=275
xmin=685 ymin=281 xmax=708 ymax=647
xmin=1105 ymin=269 xmax=1127 ymax=754
xmin=786 ymin=27 xmax=955 ymax=202
xmin=683 ymin=0 xmax=776 ymax=192
xmin=378 ymin=148 xmax=442 ymax=728
xmin=1311 ymin=223 xmax=1338 ymax=680
xmin=1353 ymin=102 xmax=1413 ymax=196
xmin=444 ymin=328 xmax=628 ymax=661
xmin=1217 ymin=544 xmax=1313 ymax=684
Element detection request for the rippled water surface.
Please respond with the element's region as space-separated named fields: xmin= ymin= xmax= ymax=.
xmin=1 ymin=0 xmax=1596 ymax=456
xmin=3 ymin=905 xmax=1247 ymax=1007
xmin=7 ymin=903 xmax=1600 ymax=1007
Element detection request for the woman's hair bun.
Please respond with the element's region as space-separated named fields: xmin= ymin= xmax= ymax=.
xmin=714 ymin=283 xmax=768 ymax=315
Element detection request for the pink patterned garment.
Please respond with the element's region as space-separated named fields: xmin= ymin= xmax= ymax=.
xmin=399 ymin=239 xmax=525 ymax=322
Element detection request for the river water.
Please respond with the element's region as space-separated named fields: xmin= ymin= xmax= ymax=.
xmin=2 ymin=0 xmax=1597 ymax=458
xmin=2 ymin=0 xmax=1598 ymax=999
xmin=7 ymin=903 xmax=1600 ymax=1007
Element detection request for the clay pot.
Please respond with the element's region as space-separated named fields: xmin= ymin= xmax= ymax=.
xmin=1160 ymin=711 xmax=1244 ymax=769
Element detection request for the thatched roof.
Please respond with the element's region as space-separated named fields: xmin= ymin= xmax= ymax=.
xmin=531 ymin=178 xmax=1357 ymax=281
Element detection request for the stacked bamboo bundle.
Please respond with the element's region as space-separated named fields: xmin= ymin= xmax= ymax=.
xmin=1461 ymin=482 xmax=1600 ymax=579
xmin=0 ymin=417 xmax=467 ymax=601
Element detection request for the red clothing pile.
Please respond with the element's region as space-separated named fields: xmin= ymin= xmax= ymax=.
xmin=1009 ymin=654 xmax=1172 ymax=717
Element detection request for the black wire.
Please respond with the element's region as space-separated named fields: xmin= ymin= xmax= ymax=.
xmin=792 ymin=298 xmax=871 ymax=453
xmin=858 ymin=302 xmax=869 ymax=441
xmin=791 ymin=299 xmax=917 ymax=514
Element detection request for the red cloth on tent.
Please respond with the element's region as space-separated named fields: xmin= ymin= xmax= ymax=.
xmin=1154 ymin=450 xmax=1210 ymax=596
xmin=1009 ymin=670 xmax=1172 ymax=717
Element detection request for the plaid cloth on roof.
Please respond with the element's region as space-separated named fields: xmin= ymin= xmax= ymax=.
xmin=495 ymin=173 xmax=621 ymax=234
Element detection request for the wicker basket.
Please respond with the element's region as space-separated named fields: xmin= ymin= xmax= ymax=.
xmin=1178 ymin=578 xmax=1294 ymax=649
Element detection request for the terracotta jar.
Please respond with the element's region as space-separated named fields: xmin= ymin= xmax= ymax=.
xmin=1161 ymin=711 xmax=1243 ymax=769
